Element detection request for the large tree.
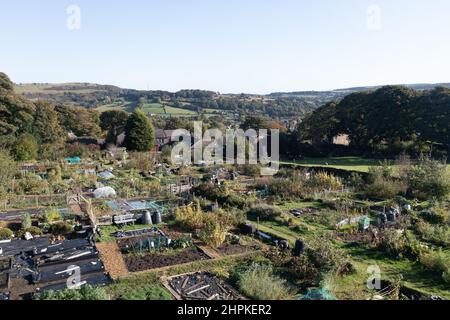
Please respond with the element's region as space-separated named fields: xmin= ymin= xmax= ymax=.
xmin=0 ymin=73 xmax=35 ymax=146
xmin=33 ymin=100 xmax=65 ymax=145
xmin=0 ymin=149 xmax=16 ymax=197
xmin=124 ymin=109 xmax=155 ymax=151
xmin=55 ymin=104 xmax=101 ymax=137
xmin=100 ymin=110 xmax=129 ymax=144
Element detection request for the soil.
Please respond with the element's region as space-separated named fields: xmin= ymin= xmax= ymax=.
xmin=216 ymin=243 xmax=256 ymax=256
xmin=96 ymin=242 xmax=128 ymax=280
xmin=124 ymin=247 xmax=210 ymax=272
xmin=160 ymin=225 xmax=191 ymax=240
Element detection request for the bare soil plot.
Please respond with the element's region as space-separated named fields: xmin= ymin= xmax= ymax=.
xmin=216 ymin=243 xmax=259 ymax=256
xmin=124 ymin=247 xmax=210 ymax=272
xmin=96 ymin=242 xmax=128 ymax=280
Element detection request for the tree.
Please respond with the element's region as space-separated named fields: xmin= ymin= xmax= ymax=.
xmin=124 ymin=109 xmax=155 ymax=151
xmin=0 ymin=149 xmax=16 ymax=197
xmin=13 ymin=133 xmax=38 ymax=161
xmin=100 ymin=110 xmax=129 ymax=144
xmin=0 ymin=73 xmax=35 ymax=146
xmin=55 ymin=104 xmax=101 ymax=137
xmin=33 ymin=101 xmax=65 ymax=145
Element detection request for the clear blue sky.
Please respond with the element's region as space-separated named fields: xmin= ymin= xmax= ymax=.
xmin=1 ymin=0 xmax=450 ymax=93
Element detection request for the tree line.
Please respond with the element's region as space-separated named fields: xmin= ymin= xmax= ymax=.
xmin=295 ymin=86 xmax=450 ymax=158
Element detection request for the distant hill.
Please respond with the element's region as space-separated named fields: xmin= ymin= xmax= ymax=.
xmin=13 ymin=82 xmax=450 ymax=118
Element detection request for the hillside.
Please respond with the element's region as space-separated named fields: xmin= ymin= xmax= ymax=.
xmin=15 ymin=82 xmax=450 ymax=119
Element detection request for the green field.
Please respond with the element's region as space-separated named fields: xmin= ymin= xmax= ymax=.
xmin=281 ymin=157 xmax=450 ymax=173
xmin=98 ymin=101 xmax=198 ymax=117
xmin=97 ymin=100 xmax=137 ymax=113
xmin=280 ymin=157 xmax=386 ymax=172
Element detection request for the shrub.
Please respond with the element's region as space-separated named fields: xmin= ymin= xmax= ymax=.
xmin=238 ymin=164 xmax=261 ymax=177
xmin=21 ymin=212 xmax=32 ymax=230
xmin=306 ymin=238 xmax=353 ymax=275
xmin=174 ymin=201 xmax=205 ymax=230
xmin=199 ymin=219 xmax=227 ymax=248
xmin=43 ymin=208 xmax=62 ymax=224
xmin=16 ymin=173 xmax=49 ymax=195
xmin=415 ymin=220 xmax=450 ymax=246
xmin=236 ymin=263 xmax=292 ymax=300
xmin=366 ymin=166 xmax=405 ymax=199
xmin=419 ymin=250 xmax=450 ymax=284
xmin=26 ymin=226 xmax=43 ymax=236
xmin=376 ymin=229 xmax=407 ymax=258
xmin=13 ymin=133 xmax=38 ymax=161
xmin=248 ymin=205 xmax=283 ymax=221
xmin=50 ymin=222 xmax=74 ymax=236
xmin=0 ymin=228 xmax=13 ymax=240
xmin=38 ymin=285 xmax=109 ymax=300
xmin=125 ymin=152 xmax=155 ymax=172
xmin=310 ymin=172 xmax=343 ymax=191
xmin=287 ymin=255 xmax=322 ymax=286
xmin=348 ymin=172 xmax=366 ymax=190
xmin=405 ymin=156 xmax=450 ymax=200
xmin=420 ymin=207 xmax=449 ymax=225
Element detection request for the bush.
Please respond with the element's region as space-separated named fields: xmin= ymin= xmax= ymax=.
xmin=376 ymin=229 xmax=407 ymax=258
xmin=236 ymin=263 xmax=292 ymax=300
xmin=310 ymin=172 xmax=343 ymax=191
xmin=306 ymin=238 xmax=353 ymax=275
xmin=26 ymin=226 xmax=43 ymax=236
xmin=405 ymin=156 xmax=450 ymax=200
xmin=366 ymin=166 xmax=405 ymax=199
xmin=50 ymin=222 xmax=74 ymax=236
xmin=13 ymin=133 xmax=38 ymax=161
xmin=21 ymin=212 xmax=32 ymax=230
xmin=0 ymin=228 xmax=13 ymax=240
xmin=248 ymin=205 xmax=283 ymax=221
xmin=38 ymin=285 xmax=109 ymax=300
xmin=419 ymin=250 xmax=450 ymax=284
xmin=199 ymin=219 xmax=227 ymax=248
xmin=43 ymin=208 xmax=62 ymax=224
xmin=348 ymin=172 xmax=366 ymax=190
xmin=420 ymin=207 xmax=449 ymax=225
xmin=174 ymin=201 xmax=205 ymax=230
xmin=125 ymin=152 xmax=155 ymax=172
xmin=415 ymin=220 xmax=450 ymax=246
xmin=16 ymin=173 xmax=49 ymax=195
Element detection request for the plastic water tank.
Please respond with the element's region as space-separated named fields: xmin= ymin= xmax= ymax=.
xmin=142 ymin=211 xmax=153 ymax=225
xmin=153 ymin=211 xmax=162 ymax=225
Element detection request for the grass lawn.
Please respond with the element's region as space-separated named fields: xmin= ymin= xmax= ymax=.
xmin=280 ymin=157 xmax=387 ymax=172
xmin=96 ymin=224 xmax=161 ymax=242
xmin=281 ymin=156 xmax=450 ymax=173
xmin=333 ymin=246 xmax=450 ymax=300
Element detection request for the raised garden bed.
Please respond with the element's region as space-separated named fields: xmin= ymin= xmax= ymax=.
xmin=164 ymin=272 xmax=246 ymax=300
xmin=124 ymin=247 xmax=210 ymax=272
